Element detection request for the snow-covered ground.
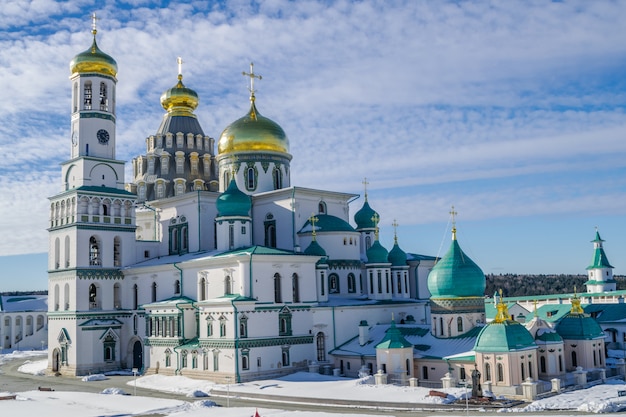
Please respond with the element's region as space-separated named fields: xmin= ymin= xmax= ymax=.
xmin=2 ymin=350 xmax=626 ymax=416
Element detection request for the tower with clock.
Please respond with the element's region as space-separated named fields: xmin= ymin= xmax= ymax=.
xmin=47 ymin=15 xmax=138 ymax=375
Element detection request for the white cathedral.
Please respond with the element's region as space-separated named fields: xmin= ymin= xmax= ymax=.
xmin=47 ymin=21 xmax=615 ymax=395
xmin=46 ymin=21 xmax=439 ymax=382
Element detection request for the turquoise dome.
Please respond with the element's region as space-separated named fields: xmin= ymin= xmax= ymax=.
xmin=70 ymin=35 xmax=117 ymax=77
xmin=216 ymin=179 xmax=251 ymax=217
xmin=388 ymin=242 xmax=407 ymax=266
xmin=304 ymin=240 xmax=327 ymax=257
xmin=555 ymin=314 xmax=604 ymax=340
xmin=354 ymin=200 xmax=379 ymax=230
xmin=298 ymin=214 xmax=355 ymax=233
xmin=474 ymin=321 xmax=537 ymax=352
xmin=427 ymin=238 xmax=485 ymax=298
xmin=367 ymin=240 xmax=389 ymax=264
xmin=536 ymin=329 xmax=563 ymax=343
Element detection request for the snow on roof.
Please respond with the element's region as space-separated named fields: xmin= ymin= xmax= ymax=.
xmin=0 ymin=295 xmax=48 ymax=312
xmin=331 ymin=323 xmax=479 ymax=360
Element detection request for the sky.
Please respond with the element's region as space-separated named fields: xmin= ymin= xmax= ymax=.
xmin=2 ymin=350 xmax=626 ymax=415
xmin=1 ymin=0 xmax=626 ymax=291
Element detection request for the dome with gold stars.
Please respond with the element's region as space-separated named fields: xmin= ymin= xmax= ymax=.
xmin=70 ymin=29 xmax=117 ymax=78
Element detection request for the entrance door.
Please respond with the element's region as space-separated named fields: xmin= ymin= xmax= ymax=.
xmin=52 ymin=348 xmax=60 ymax=372
xmin=132 ymin=341 xmax=143 ymax=370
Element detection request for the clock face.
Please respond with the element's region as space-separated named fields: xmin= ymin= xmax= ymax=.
xmin=97 ymin=129 xmax=110 ymax=144
xmin=71 ymin=130 xmax=78 ymax=145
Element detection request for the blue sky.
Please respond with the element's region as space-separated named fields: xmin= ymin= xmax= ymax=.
xmin=1 ymin=0 xmax=626 ymax=291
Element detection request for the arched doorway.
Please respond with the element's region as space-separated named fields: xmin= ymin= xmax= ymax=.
xmin=52 ymin=348 xmax=61 ymax=372
xmin=132 ymin=340 xmax=143 ymax=370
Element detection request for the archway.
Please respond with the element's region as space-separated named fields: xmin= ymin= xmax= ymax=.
xmin=132 ymin=340 xmax=143 ymax=370
xmin=52 ymin=348 xmax=61 ymax=372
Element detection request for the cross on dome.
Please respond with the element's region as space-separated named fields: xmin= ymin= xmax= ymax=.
xmin=449 ymin=205 xmax=458 ymax=240
xmin=309 ymin=213 xmax=319 ymax=240
xmin=242 ymin=62 xmax=262 ymax=100
xmin=392 ymin=219 xmax=399 ymax=244
xmin=91 ymin=12 xmax=99 ymax=35
xmin=362 ymin=177 xmax=369 ymax=200
xmin=371 ymin=213 xmax=380 ymax=240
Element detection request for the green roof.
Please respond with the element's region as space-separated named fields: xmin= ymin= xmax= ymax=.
xmin=474 ymin=321 xmax=536 ymax=352
xmin=303 ymin=239 xmax=327 ymax=257
xmin=388 ymin=242 xmax=407 ymax=266
xmin=587 ymin=231 xmax=614 ymax=269
xmin=555 ymin=313 xmax=604 ymax=340
xmin=427 ymin=238 xmax=485 ymax=298
xmin=76 ymin=186 xmax=136 ymax=196
xmin=216 ymin=179 xmax=251 ymax=217
xmin=376 ymin=321 xmax=413 ymax=349
xmin=215 ymin=245 xmax=298 ymax=257
xmin=298 ymin=214 xmax=355 ymax=233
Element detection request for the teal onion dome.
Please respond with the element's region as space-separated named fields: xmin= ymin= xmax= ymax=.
xmin=367 ymin=240 xmax=389 ymax=264
xmin=304 ymin=239 xmax=327 ymax=257
xmin=474 ymin=321 xmax=536 ymax=352
xmin=555 ymin=297 xmax=604 ymax=340
xmin=354 ymin=200 xmax=379 ymax=230
xmin=70 ymin=34 xmax=117 ymax=77
xmin=427 ymin=235 xmax=485 ymax=298
xmin=160 ymin=75 xmax=199 ymax=117
xmin=216 ymin=179 xmax=251 ymax=217
xmin=388 ymin=242 xmax=407 ymax=266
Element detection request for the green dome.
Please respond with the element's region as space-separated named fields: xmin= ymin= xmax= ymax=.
xmin=216 ymin=179 xmax=251 ymax=217
xmin=304 ymin=239 xmax=327 ymax=257
xmin=376 ymin=321 xmax=413 ymax=349
xmin=535 ymin=328 xmax=563 ymax=343
xmin=160 ymin=76 xmax=199 ymax=117
xmin=218 ymin=100 xmax=290 ymax=155
xmin=367 ymin=240 xmax=389 ymax=264
xmin=298 ymin=214 xmax=356 ymax=233
xmin=70 ymin=35 xmax=117 ymax=77
xmin=555 ymin=314 xmax=604 ymax=340
xmin=388 ymin=242 xmax=407 ymax=266
xmin=427 ymin=238 xmax=485 ymax=298
xmin=474 ymin=321 xmax=536 ymax=352
xmin=354 ymin=200 xmax=379 ymax=230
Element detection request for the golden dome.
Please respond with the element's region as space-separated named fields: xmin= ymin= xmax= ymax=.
xmin=70 ymin=31 xmax=117 ymax=78
xmin=218 ymin=98 xmax=290 ymax=155
xmin=160 ymin=75 xmax=199 ymax=117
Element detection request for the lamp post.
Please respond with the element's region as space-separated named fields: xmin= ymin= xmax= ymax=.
xmin=463 ymin=379 xmax=469 ymax=417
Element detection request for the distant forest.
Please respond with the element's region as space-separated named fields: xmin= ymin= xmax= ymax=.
xmin=486 ymin=274 xmax=626 ymax=298
xmin=1 ymin=290 xmax=47 ymax=296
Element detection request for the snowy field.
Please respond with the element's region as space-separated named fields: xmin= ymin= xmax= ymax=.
xmin=1 ymin=350 xmax=626 ymax=416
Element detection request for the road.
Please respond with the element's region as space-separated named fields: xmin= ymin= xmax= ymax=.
xmin=0 ymin=355 xmax=586 ymax=416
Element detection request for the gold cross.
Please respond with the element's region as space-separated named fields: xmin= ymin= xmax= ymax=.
xmin=177 ymin=57 xmax=183 ymax=76
xmin=309 ymin=213 xmax=319 ymax=240
xmin=91 ymin=12 xmax=99 ymax=35
xmin=242 ymin=62 xmax=262 ymax=97
xmin=449 ymin=205 xmax=458 ymax=240
xmin=371 ymin=213 xmax=380 ymax=240
xmin=362 ymin=177 xmax=369 ymax=199
xmin=392 ymin=219 xmax=399 ymax=244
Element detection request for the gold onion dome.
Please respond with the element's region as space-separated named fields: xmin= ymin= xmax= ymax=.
xmin=70 ymin=29 xmax=117 ymax=77
xmin=218 ymin=98 xmax=290 ymax=155
xmin=160 ymin=74 xmax=199 ymax=117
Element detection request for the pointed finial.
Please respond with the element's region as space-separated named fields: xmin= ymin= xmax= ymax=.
xmin=242 ymin=62 xmax=262 ymax=101
xmin=391 ymin=312 xmax=395 ymax=322
xmin=91 ymin=12 xmax=99 ymax=35
xmin=309 ymin=213 xmax=319 ymax=241
xmin=362 ymin=177 xmax=369 ymax=200
xmin=392 ymin=219 xmax=399 ymax=245
xmin=494 ymin=289 xmax=511 ymax=323
xmin=533 ymin=299 xmax=538 ymax=317
xmin=372 ymin=213 xmax=380 ymax=240
xmin=570 ymin=289 xmax=584 ymax=315
xmin=449 ymin=205 xmax=458 ymax=240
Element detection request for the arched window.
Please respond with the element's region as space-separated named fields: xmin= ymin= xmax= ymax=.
xmin=242 ymin=354 xmax=249 ymax=370
xmin=485 ymin=363 xmax=491 ymax=381
xmin=133 ymin=284 xmax=138 ymax=310
xmin=347 ymin=273 xmax=356 ymax=293
xmin=113 ymin=237 xmax=121 ymax=267
xmin=572 ymin=351 xmax=578 ymax=367
xmin=318 ymin=201 xmax=327 ymax=214
xmin=174 ymin=280 xmax=181 ymax=294
xmin=497 ymin=363 xmax=504 ymax=382
xmin=540 ymin=356 xmax=546 ymax=373
xmin=316 ymin=332 xmax=326 ymax=362
xmin=439 ymin=317 xmax=444 ymax=336
xmin=89 ymin=236 xmax=101 ymax=266
xmin=457 ymin=317 xmax=463 ymax=333
xmin=151 ymin=282 xmax=157 ymax=302
xmin=229 ymin=224 xmax=234 ymax=250
xmin=113 ymin=283 xmax=121 ymax=309
xmin=365 ymin=235 xmax=372 ymax=250
xmin=274 ymin=273 xmax=282 ymax=303
xmin=220 ymin=321 xmax=226 ymax=337
xmin=54 ymin=284 xmax=60 ymax=311
xmin=292 ymin=274 xmax=300 ymax=302
xmin=199 ymin=277 xmax=206 ymax=301
xmin=559 ymin=355 xmax=563 ymax=372
xmin=84 ymin=81 xmax=92 ymax=110
xmin=329 ymin=273 xmax=340 ymax=294
xmin=521 ymin=362 xmax=525 ymax=380
xmin=223 ymin=171 xmax=230 ymax=187
xmin=99 ymin=82 xmax=108 ymax=111
xmin=282 ymin=349 xmax=290 ymax=367
xmin=273 ymin=168 xmax=282 ymax=189
xmin=422 ymin=366 xmax=429 ymax=380
xmin=265 ymin=217 xmax=276 ymax=248
xmin=165 ymin=349 xmax=171 ymax=367
xmin=89 ymin=284 xmax=97 ymax=303
xmin=224 ymin=276 xmax=232 ymax=295
xmin=528 ymin=361 xmax=532 ymax=378
xmin=246 ymin=167 xmax=255 ymax=190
